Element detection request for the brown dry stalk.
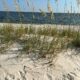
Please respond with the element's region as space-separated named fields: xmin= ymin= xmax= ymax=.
xmin=25 ymin=0 xmax=30 ymax=7
xmin=1 ymin=0 xmax=10 ymax=11
xmin=14 ymin=0 xmax=21 ymax=11
xmin=25 ymin=0 xmax=35 ymax=12
xmin=13 ymin=0 xmax=24 ymax=24
xmin=77 ymin=0 xmax=80 ymax=6
xmin=47 ymin=0 xmax=52 ymax=12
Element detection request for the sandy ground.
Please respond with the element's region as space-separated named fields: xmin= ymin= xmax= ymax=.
xmin=0 ymin=42 xmax=80 ymax=80
xmin=0 ymin=23 xmax=80 ymax=30
xmin=0 ymin=23 xmax=80 ymax=80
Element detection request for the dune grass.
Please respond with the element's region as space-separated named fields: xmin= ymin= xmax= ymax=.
xmin=71 ymin=31 xmax=80 ymax=48
xmin=0 ymin=25 xmax=80 ymax=57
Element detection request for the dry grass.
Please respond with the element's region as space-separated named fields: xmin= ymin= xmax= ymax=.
xmin=0 ymin=25 xmax=80 ymax=58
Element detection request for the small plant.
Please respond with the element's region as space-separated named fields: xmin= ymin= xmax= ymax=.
xmin=0 ymin=25 xmax=15 ymax=43
xmin=15 ymin=26 xmax=26 ymax=38
xmin=59 ymin=27 xmax=77 ymax=38
xmin=27 ymin=26 xmax=36 ymax=34
xmin=37 ymin=27 xmax=57 ymax=36
xmin=71 ymin=31 xmax=80 ymax=48
xmin=21 ymin=34 xmax=66 ymax=58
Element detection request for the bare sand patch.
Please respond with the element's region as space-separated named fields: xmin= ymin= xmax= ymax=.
xmin=0 ymin=43 xmax=80 ymax=80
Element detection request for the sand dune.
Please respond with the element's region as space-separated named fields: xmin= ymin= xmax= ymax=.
xmin=0 ymin=23 xmax=80 ymax=80
xmin=0 ymin=42 xmax=80 ymax=80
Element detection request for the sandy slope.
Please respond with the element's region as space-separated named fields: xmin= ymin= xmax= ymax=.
xmin=0 ymin=23 xmax=80 ymax=80
xmin=0 ymin=42 xmax=80 ymax=80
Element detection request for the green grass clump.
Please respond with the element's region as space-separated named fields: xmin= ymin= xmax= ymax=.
xmin=15 ymin=26 xmax=26 ymax=38
xmin=20 ymin=35 xmax=66 ymax=58
xmin=0 ymin=26 xmax=26 ymax=43
xmin=71 ymin=31 xmax=80 ymax=48
xmin=0 ymin=26 xmax=15 ymax=43
xmin=37 ymin=27 xmax=57 ymax=36
xmin=27 ymin=26 xmax=36 ymax=34
xmin=0 ymin=24 xmax=80 ymax=57
xmin=59 ymin=28 xmax=77 ymax=38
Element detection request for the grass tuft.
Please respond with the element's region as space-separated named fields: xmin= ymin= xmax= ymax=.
xmin=0 ymin=25 xmax=80 ymax=57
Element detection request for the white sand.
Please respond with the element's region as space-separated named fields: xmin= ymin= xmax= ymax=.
xmin=0 ymin=42 xmax=80 ymax=80
xmin=0 ymin=23 xmax=80 ymax=80
xmin=0 ymin=23 xmax=80 ymax=30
